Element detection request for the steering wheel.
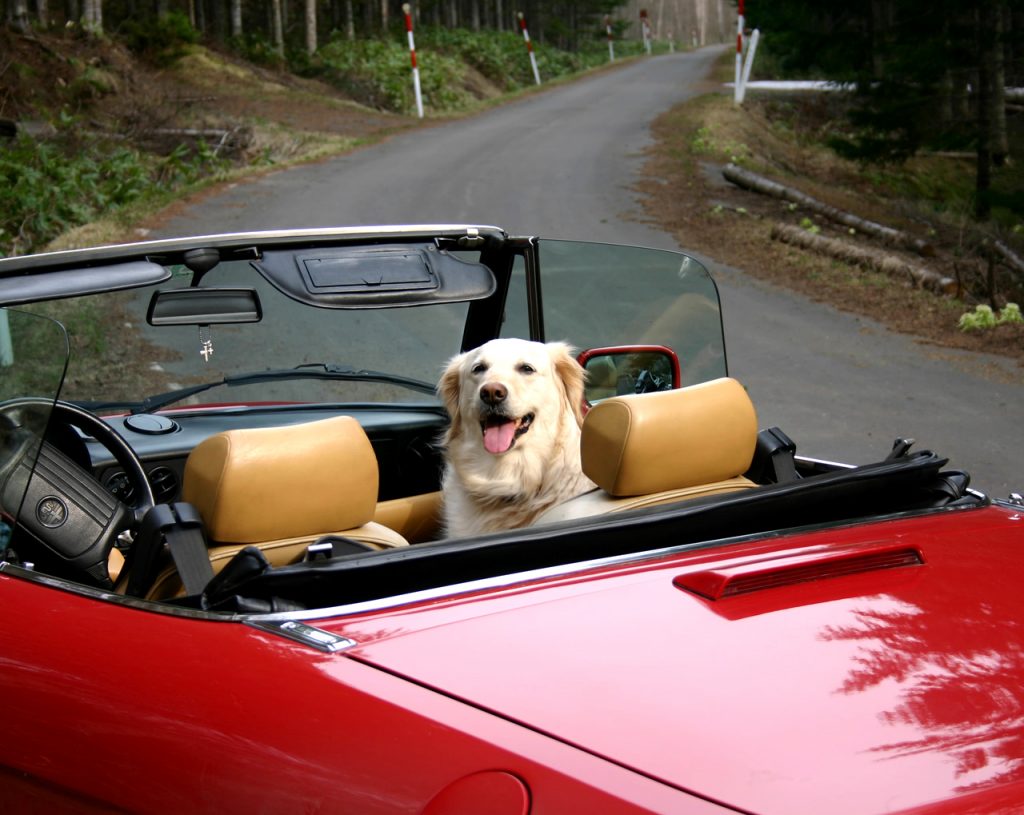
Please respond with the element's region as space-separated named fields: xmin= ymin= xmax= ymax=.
xmin=0 ymin=399 xmax=154 ymax=588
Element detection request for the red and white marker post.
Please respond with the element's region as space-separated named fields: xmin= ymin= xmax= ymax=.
xmin=605 ymin=14 xmax=615 ymax=62
xmin=517 ymin=12 xmax=541 ymax=85
xmin=640 ymin=8 xmax=652 ymax=54
xmin=402 ymin=3 xmax=424 ymax=118
xmin=734 ymin=0 xmax=744 ymax=103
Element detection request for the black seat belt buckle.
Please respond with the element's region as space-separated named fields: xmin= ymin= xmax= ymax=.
xmin=751 ymin=426 xmax=799 ymax=483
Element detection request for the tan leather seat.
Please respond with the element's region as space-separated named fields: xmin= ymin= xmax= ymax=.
xmin=537 ymin=377 xmax=759 ymax=524
xmin=146 ymin=415 xmax=407 ymax=599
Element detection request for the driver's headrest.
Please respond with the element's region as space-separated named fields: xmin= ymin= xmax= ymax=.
xmin=581 ymin=377 xmax=758 ymax=496
xmin=183 ymin=416 xmax=378 ymax=543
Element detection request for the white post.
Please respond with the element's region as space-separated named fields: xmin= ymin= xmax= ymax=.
xmin=605 ymin=14 xmax=614 ymax=62
xmin=0 ymin=310 xmax=13 ymax=367
xmin=737 ymin=28 xmax=760 ymax=104
xmin=403 ymin=3 xmax=424 ymax=118
xmin=518 ymin=12 xmax=541 ymax=85
xmin=734 ymin=0 xmax=744 ymax=103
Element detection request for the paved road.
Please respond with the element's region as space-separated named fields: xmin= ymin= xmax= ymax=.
xmin=156 ymin=47 xmax=1024 ymax=498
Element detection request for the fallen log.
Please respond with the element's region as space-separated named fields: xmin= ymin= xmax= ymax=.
xmin=723 ymin=163 xmax=936 ymax=258
xmin=135 ymin=127 xmax=252 ymax=158
xmin=770 ymin=223 xmax=958 ymax=295
xmin=992 ymin=239 xmax=1024 ymax=278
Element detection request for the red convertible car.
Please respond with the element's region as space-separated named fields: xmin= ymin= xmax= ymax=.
xmin=1 ymin=225 xmax=1022 ymax=814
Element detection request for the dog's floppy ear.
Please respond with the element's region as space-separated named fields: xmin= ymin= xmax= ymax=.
xmin=548 ymin=342 xmax=586 ymax=427
xmin=438 ymin=352 xmax=466 ymax=427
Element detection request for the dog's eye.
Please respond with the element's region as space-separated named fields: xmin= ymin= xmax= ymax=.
xmin=471 ymin=362 xmax=488 ymax=375
xmin=517 ymin=363 xmax=536 ymax=375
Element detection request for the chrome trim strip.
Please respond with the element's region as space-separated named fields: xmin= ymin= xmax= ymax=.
xmin=794 ymin=455 xmax=856 ymax=471
xmin=251 ymin=550 xmax=667 ymax=624
xmin=246 ymin=619 xmax=357 ymax=652
xmin=0 ymin=225 xmax=506 ymax=272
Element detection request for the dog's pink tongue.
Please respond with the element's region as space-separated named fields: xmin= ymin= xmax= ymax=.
xmin=483 ymin=419 xmax=517 ymax=454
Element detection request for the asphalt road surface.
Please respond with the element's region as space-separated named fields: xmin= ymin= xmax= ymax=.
xmin=155 ymin=47 xmax=1024 ymax=498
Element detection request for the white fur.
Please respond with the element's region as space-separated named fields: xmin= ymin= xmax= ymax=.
xmin=438 ymin=338 xmax=595 ymax=537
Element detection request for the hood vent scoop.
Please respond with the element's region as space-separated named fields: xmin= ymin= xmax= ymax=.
xmin=674 ymin=544 xmax=924 ymax=601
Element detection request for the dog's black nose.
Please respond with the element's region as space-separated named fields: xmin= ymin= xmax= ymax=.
xmin=480 ymin=383 xmax=507 ymax=406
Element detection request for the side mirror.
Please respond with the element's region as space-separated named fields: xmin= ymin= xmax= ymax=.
xmin=577 ymin=345 xmax=681 ymax=407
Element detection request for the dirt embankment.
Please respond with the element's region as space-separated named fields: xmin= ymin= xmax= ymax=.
xmin=1 ymin=29 xmax=418 ymax=141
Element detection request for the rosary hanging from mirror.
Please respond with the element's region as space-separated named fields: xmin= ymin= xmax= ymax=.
xmin=199 ymin=325 xmax=214 ymax=361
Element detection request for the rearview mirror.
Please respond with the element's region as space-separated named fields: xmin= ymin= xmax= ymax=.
xmin=147 ymin=287 xmax=263 ymax=326
xmin=578 ymin=345 xmax=681 ymax=407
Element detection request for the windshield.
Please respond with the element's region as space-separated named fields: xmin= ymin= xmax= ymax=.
xmin=8 ymin=236 xmax=726 ymax=415
xmin=533 ymin=239 xmax=726 ymax=386
xmin=19 ymin=261 xmax=468 ymax=412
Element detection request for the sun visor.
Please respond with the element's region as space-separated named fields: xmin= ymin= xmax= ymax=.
xmin=252 ymin=243 xmax=496 ymax=308
xmin=0 ymin=261 xmax=171 ymax=306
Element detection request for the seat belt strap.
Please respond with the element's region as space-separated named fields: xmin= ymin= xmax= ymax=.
xmin=163 ymin=502 xmax=214 ymax=596
xmin=127 ymin=502 xmax=212 ymax=597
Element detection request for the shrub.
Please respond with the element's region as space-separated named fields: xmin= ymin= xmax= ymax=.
xmin=0 ymin=123 xmax=225 ymax=257
xmin=229 ymin=32 xmax=287 ymax=69
xmin=121 ymin=12 xmax=199 ymax=67
xmin=318 ymin=28 xmax=617 ymax=115
xmin=957 ymin=303 xmax=1022 ymax=331
xmin=319 ymin=35 xmax=474 ymax=114
xmin=998 ymin=302 xmax=1023 ymax=325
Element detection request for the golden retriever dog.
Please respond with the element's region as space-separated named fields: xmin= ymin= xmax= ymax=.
xmin=438 ymin=338 xmax=596 ymax=537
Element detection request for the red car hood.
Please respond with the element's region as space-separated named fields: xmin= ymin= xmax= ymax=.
xmin=330 ymin=506 xmax=1024 ymax=815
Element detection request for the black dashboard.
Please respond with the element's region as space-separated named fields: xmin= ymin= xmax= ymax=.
xmin=86 ymin=405 xmax=449 ymax=506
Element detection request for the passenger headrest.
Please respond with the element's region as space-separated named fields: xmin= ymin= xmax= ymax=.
xmin=581 ymin=377 xmax=758 ymax=497
xmin=183 ymin=416 xmax=378 ymax=543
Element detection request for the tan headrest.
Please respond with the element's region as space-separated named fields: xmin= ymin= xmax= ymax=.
xmin=581 ymin=377 xmax=758 ymax=496
xmin=183 ymin=416 xmax=378 ymax=543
